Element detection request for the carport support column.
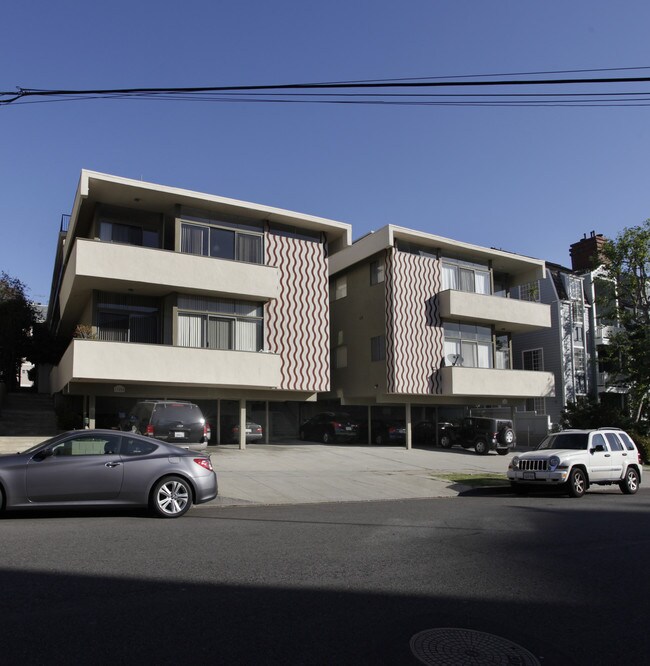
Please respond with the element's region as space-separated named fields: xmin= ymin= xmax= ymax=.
xmin=265 ymin=401 xmax=270 ymax=444
xmin=238 ymin=399 xmax=246 ymax=450
xmin=405 ymin=402 xmax=412 ymax=450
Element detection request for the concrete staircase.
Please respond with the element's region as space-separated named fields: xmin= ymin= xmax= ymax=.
xmin=0 ymin=391 xmax=59 ymax=438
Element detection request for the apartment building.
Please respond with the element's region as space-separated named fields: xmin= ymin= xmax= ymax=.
xmin=325 ymin=226 xmax=555 ymax=446
xmin=46 ymin=170 xmax=352 ymax=445
xmin=510 ymin=262 xmax=590 ymax=427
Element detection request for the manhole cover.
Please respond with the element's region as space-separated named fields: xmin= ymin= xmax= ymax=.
xmin=410 ymin=628 xmax=540 ymax=665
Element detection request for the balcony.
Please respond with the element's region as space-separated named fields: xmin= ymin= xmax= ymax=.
xmin=439 ymin=366 xmax=555 ymax=399
xmin=438 ymin=290 xmax=551 ymax=334
xmin=594 ymin=324 xmax=621 ymax=346
xmin=58 ymin=239 xmax=280 ymax=328
xmin=50 ymin=339 xmax=282 ymax=394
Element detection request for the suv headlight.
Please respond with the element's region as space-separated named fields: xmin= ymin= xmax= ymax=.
xmin=510 ymin=456 xmax=520 ymax=470
xmin=548 ymin=455 xmax=561 ymax=471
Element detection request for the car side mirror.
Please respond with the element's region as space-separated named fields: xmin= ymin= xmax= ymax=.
xmin=591 ymin=444 xmax=606 ymax=454
xmin=33 ymin=448 xmax=54 ymax=461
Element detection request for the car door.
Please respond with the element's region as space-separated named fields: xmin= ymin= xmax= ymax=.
xmin=587 ymin=432 xmax=614 ymax=481
xmin=603 ymin=432 xmax=626 ymax=480
xmin=26 ymin=433 xmax=124 ymax=503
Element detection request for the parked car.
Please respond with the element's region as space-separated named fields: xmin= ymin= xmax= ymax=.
xmin=450 ymin=417 xmax=516 ymax=455
xmin=220 ymin=417 xmax=264 ymax=443
xmin=121 ymin=400 xmax=210 ymax=450
xmin=357 ymin=420 xmax=406 ymax=445
xmin=299 ymin=412 xmax=359 ymax=443
xmin=0 ymin=430 xmax=218 ymax=518
xmin=412 ymin=421 xmax=458 ymax=447
xmin=508 ymin=428 xmax=643 ymax=497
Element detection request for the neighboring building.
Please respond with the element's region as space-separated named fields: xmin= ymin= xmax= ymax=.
xmin=325 ymin=226 xmax=555 ymax=445
xmin=46 ymin=170 xmax=352 ymax=445
xmin=570 ymin=232 xmax=628 ymax=409
xmin=510 ymin=263 xmax=590 ymax=427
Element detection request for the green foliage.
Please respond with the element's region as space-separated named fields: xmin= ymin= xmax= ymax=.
xmin=561 ymin=397 xmax=649 ymax=463
xmin=0 ymin=272 xmax=37 ymax=389
xmin=601 ymin=220 xmax=650 ymax=422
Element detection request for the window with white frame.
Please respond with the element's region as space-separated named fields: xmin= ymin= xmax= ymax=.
xmin=574 ymin=348 xmax=587 ymax=394
xmin=443 ymin=322 xmax=493 ymax=368
xmin=441 ymin=260 xmax=491 ymax=295
xmin=370 ymin=259 xmax=385 ymax=285
xmin=330 ymin=275 xmax=347 ymax=301
xmin=522 ymin=348 xmax=544 ymax=371
xmin=177 ymin=295 xmax=263 ymax=352
xmin=180 ymin=221 xmax=263 ymax=264
xmin=526 ymin=397 xmax=546 ymax=414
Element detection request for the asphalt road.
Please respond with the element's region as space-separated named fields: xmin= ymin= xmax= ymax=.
xmin=1 ymin=487 xmax=649 ymax=665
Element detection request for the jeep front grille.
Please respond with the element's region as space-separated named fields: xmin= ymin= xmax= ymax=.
xmin=520 ymin=459 xmax=548 ymax=472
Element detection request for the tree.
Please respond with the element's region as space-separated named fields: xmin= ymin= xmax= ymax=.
xmin=0 ymin=272 xmax=37 ymax=390
xmin=601 ymin=220 xmax=650 ymax=423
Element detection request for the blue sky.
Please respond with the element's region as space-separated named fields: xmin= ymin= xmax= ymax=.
xmin=2 ymin=1 xmax=650 ymax=302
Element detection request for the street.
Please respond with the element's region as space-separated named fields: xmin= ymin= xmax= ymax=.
xmin=1 ymin=488 xmax=649 ymax=665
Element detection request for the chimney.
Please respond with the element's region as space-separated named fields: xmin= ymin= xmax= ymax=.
xmin=569 ymin=231 xmax=607 ymax=271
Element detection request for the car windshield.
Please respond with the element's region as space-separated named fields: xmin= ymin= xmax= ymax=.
xmin=537 ymin=433 xmax=589 ymax=450
xmin=18 ymin=433 xmax=70 ymax=455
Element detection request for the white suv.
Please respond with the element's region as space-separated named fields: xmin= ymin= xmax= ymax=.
xmin=508 ymin=429 xmax=643 ymax=497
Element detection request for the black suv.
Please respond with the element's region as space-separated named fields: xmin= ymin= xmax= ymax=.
xmin=122 ymin=400 xmax=210 ymax=450
xmin=444 ymin=417 xmax=516 ymax=456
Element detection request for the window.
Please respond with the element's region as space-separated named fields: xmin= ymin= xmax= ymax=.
xmin=604 ymin=433 xmax=623 ymax=451
xmin=180 ymin=221 xmax=263 ymax=264
xmin=525 ymin=397 xmax=546 ymax=414
xmin=495 ymin=335 xmax=511 ymax=369
xmin=99 ymin=221 xmax=159 ymax=248
xmin=522 ymin=349 xmax=543 ymax=371
xmin=177 ymin=295 xmax=263 ymax=352
xmin=331 ymin=275 xmax=347 ymax=301
xmin=95 ymin=293 xmax=160 ymax=344
xmin=335 ymin=346 xmax=348 ymax=369
xmin=51 ymin=434 xmax=120 ymax=456
xmin=370 ymin=260 xmax=385 ymax=285
xmin=574 ymin=349 xmax=587 ymax=394
xmin=441 ymin=261 xmax=491 ymax=295
xmin=371 ymin=335 xmax=386 ymax=361
xmin=519 ymin=281 xmax=540 ymax=302
xmin=443 ymin=322 xmax=493 ymax=368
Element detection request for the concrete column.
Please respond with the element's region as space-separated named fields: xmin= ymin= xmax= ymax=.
xmin=88 ymin=395 xmax=96 ymax=429
xmin=216 ymin=399 xmax=221 ymax=445
xmin=405 ymin=402 xmax=412 ymax=450
xmin=265 ymin=401 xmax=270 ymax=444
xmin=239 ymin=399 xmax=246 ymax=450
xmin=367 ymin=405 xmax=372 ymax=445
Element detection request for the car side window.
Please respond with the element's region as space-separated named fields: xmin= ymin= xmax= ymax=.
xmin=52 ymin=434 xmax=121 ymax=456
xmin=591 ymin=433 xmax=607 ymax=450
xmin=604 ymin=433 xmax=623 ymax=451
xmin=121 ymin=437 xmax=158 ymax=456
xmin=617 ymin=432 xmax=636 ymax=451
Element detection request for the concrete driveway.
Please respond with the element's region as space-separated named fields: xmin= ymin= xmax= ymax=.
xmin=0 ymin=436 xmax=519 ymax=507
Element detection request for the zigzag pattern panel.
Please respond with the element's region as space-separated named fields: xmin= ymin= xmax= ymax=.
xmin=386 ymin=250 xmax=444 ymax=395
xmin=265 ymin=233 xmax=329 ymax=392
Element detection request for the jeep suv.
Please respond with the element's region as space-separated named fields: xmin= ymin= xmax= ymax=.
xmin=507 ymin=428 xmax=643 ymax=497
xmin=444 ymin=417 xmax=515 ymax=455
xmin=122 ymin=400 xmax=210 ymax=450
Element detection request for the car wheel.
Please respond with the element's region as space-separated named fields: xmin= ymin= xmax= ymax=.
xmin=322 ymin=431 xmax=332 ymax=444
xmin=619 ymin=467 xmax=640 ymax=495
xmin=567 ymin=468 xmax=587 ymax=498
xmin=150 ymin=476 xmax=193 ymax=518
xmin=474 ymin=439 xmax=489 ymax=455
xmin=496 ymin=448 xmax=509 ymax=456
xmin=499 ymin=428 xmax=515 ymax=445
xmin=439 ymin=435 xmax=452 ymax=448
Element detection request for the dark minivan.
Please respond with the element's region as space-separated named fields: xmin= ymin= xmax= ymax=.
xmin=122 ymin=400 xmax=210 ymax=450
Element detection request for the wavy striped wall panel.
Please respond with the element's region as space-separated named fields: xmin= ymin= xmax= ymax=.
xmin=265 ymin=233 xmax=329 ymax=392
xmin=386 ymin=248 xmax=444 ymax=394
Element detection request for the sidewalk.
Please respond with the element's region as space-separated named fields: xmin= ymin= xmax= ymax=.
xmin=0 ymin=437 xmax=517 ymax=507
